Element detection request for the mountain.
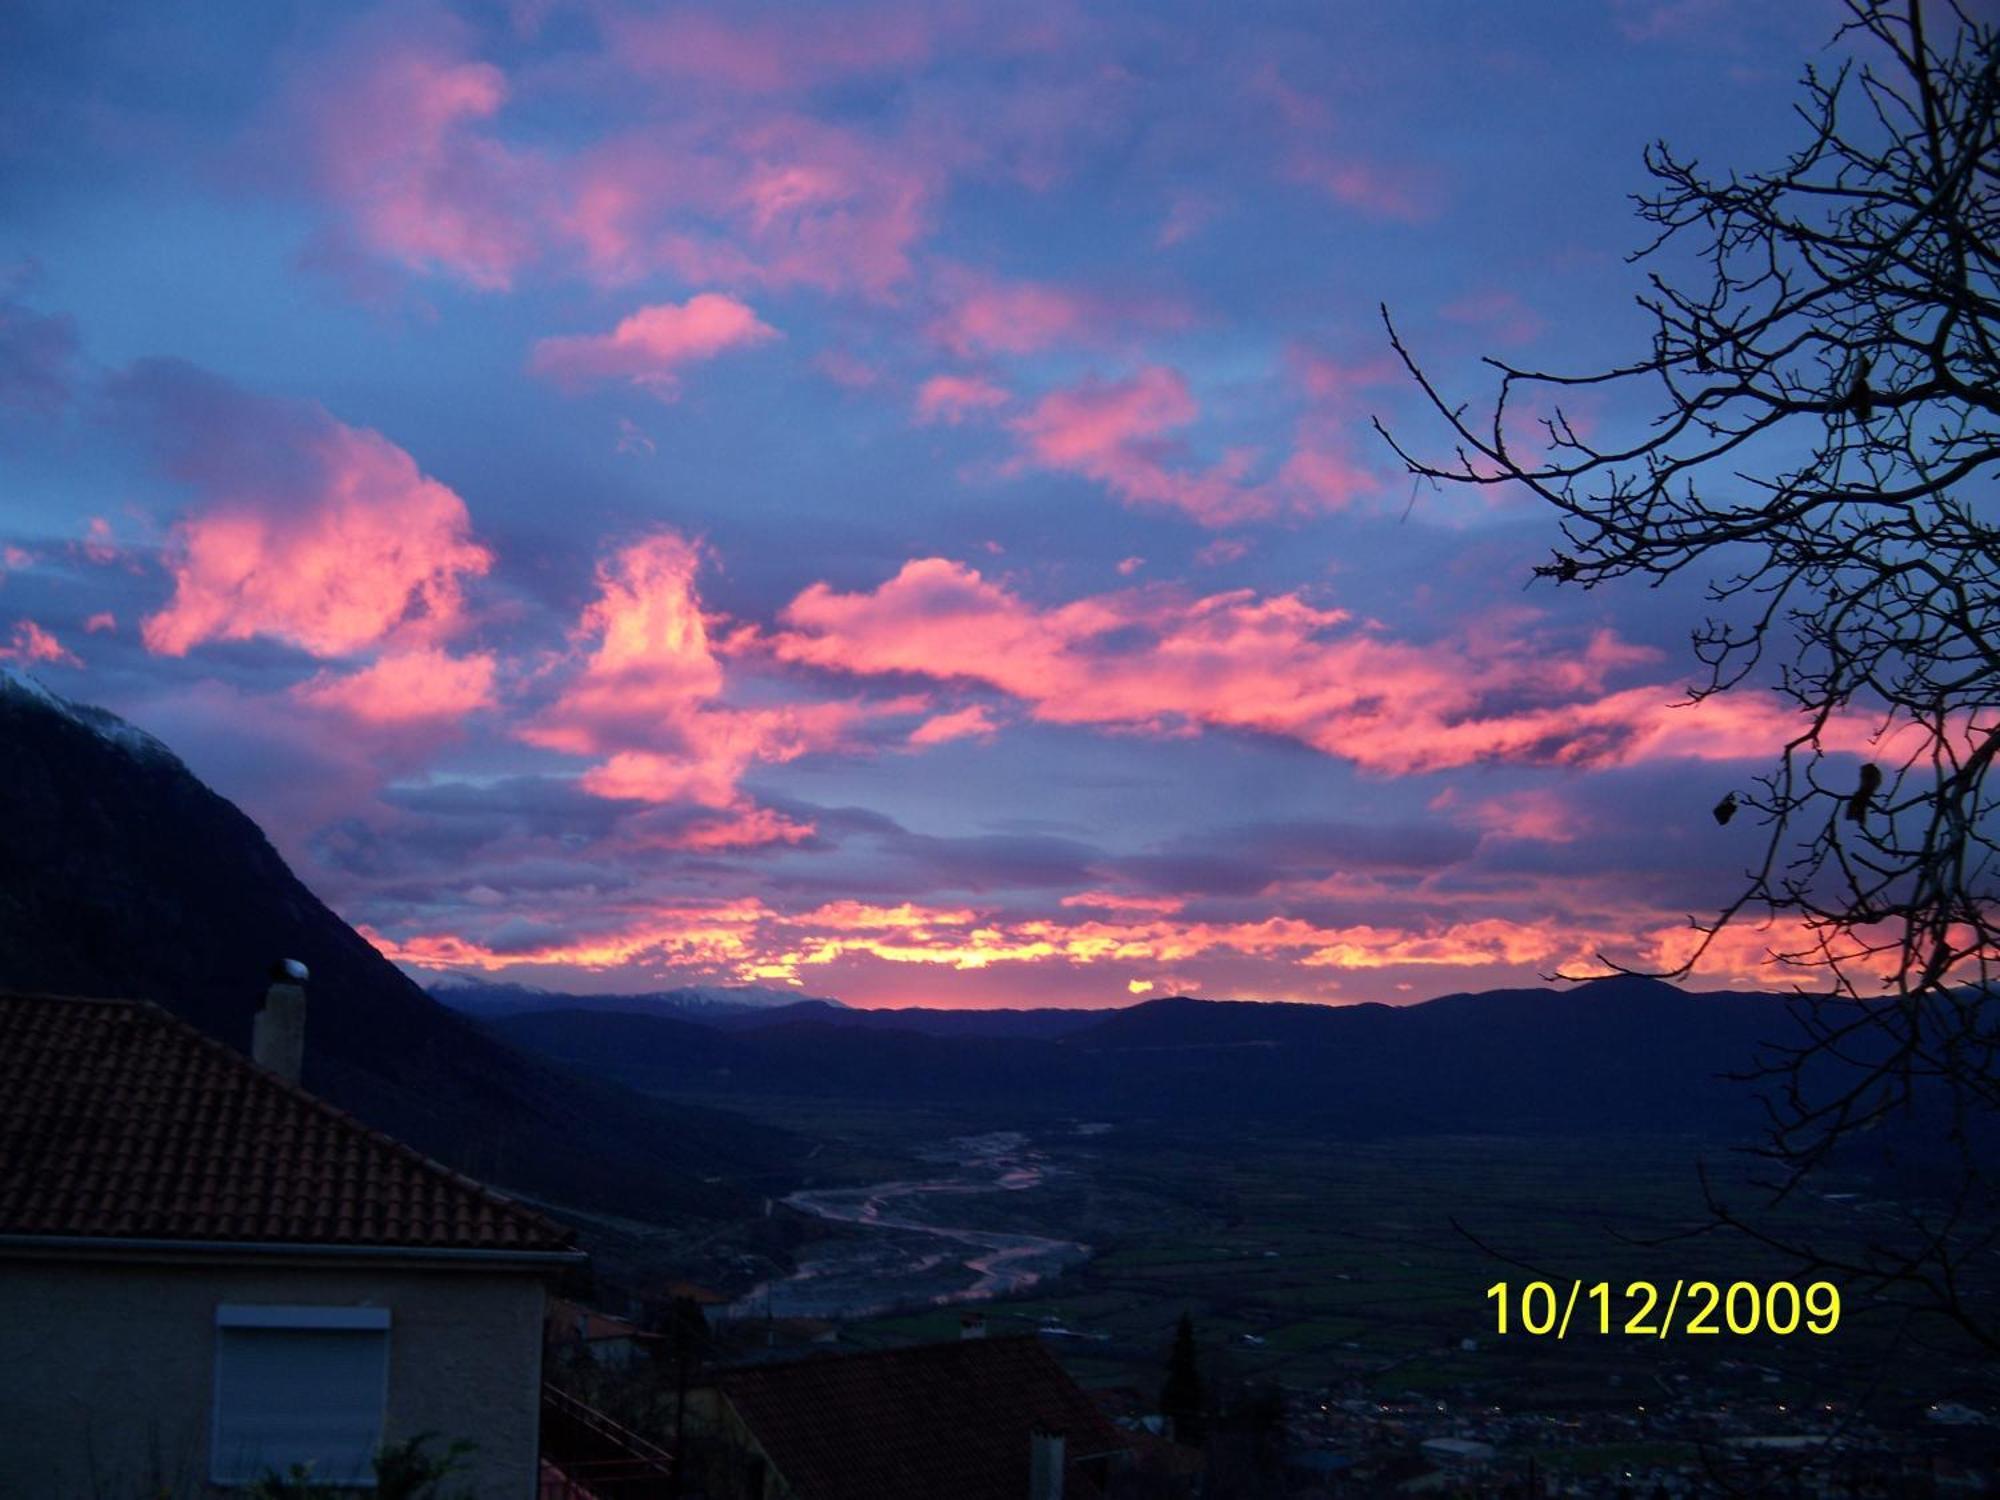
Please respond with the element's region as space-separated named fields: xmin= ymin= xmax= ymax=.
xmin=700 ymin=1000 xmax=1107 ymax=1040
xmin=0 ymin=670 xmax=801 ymax=1221
xmin=430 ymin=978 xmax=845 ymax=1022
xmin=493 ymin=1007 xmax=1082 ymax=1103
xmin=489 ymin=976 xmax=1828 ymax=1138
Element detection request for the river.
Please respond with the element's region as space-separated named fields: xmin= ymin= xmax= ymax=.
xmin=727 ymin=1131 xmax=1091 ymax=1321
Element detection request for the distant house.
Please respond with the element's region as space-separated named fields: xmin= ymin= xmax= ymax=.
xmin=683 ymin=1334 xmax=1135 ymax=1499
xmin=548 ymin=1297 xmax=645 ymax=1368
xmin=0 ymin=980 xmax=585 ymax=1498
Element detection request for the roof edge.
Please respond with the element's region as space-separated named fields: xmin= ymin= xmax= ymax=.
xmin=0 ymin=1233 xmax=588 ymax=1270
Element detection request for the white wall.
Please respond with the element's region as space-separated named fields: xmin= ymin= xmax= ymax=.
xmin=0 ymin=1255 xmax=549 ymax=1499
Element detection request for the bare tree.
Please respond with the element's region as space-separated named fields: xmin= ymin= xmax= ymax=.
xmin=1380 ymin=1 xmax=1999 ymax=1346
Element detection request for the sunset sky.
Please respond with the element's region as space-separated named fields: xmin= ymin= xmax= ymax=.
xmin=0 ymin=0 xmax=1862 ymax=1006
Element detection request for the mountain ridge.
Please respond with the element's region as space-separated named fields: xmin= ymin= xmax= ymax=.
xmin=0 ymin=671 xmax=801 ymax=1222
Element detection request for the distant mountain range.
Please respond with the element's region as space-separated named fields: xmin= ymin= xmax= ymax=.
xmin=481 ymin=978 xmax=1826 ymax=1137
xmin=0 ymin=670 xmax=801 ymax=1222
xmin=431 ymin=983 xmax=1099 ymax=1039
xmin=430 ymin=977 xmax=847 ymax=1021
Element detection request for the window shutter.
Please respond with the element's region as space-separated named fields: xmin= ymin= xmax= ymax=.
xmin=211 ymin=1307 xmax=390 ymax=1486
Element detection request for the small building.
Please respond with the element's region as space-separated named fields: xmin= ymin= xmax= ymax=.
xmin=0 ymin=982 xmax=585 ymax=1498
xmin=548 ymin=1297 xmax=645 ymax=1368
xmin=685 ymin=1334 xmax=1135 ymax=1499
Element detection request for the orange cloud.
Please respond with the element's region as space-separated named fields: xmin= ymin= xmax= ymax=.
xmin=293 ymin=648 xmax=497 ymax=724
xmin=142 ymin=420 xmax=491 ymax=659
xmin=530 ymin=294 xmax=779 ymax=396
xmin=364 ymin=893 xmax=1592 ymax=987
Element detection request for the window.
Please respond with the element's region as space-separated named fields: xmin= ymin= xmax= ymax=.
xmin=210 ymin=1305 xmax=391 ymax=1487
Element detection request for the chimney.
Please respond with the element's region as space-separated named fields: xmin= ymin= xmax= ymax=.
xmin=960 ymin=1312 xmax=987 ymax=1340
xmin=1029 ymin=1430 xmax=1064 ymax=1500
xmin=252 ymin=959 xmax=310 ymax=1085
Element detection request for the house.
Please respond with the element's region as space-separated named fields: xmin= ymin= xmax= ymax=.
xmin=0 ymin=977 xmax=586 ymax=1498
xmin=682 ymin=1334 xmax=1136 ymax=1499
xmin=548 ymin=1297 xmax=645 ymax=1368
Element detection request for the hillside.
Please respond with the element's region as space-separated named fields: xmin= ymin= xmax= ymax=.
xmin=0 ymin=671 xmax=801 ymax=1221
xmin=489 ymin=976 xmax=1827 ymax=1138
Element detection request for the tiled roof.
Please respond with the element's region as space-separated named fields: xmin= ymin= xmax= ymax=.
xmin=0 ymin=991 xmax=575 ymax=1252
xmin=714 ymin=1336 xmax=1133 ymax=1500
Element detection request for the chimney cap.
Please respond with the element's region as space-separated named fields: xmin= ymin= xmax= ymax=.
xmin=272 ymin=958 xmax=310 ymax=983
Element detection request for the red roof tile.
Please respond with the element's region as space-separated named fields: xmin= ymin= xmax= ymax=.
xmin=0 ymin=991 xmax=575 ymax=1253
xmin=713 ymin=1336 xmax=1133 ymax=1500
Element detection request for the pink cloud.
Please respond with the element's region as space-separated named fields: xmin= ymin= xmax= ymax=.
xmin=927 ymin=274 xmax=1093 ymax=356
xmin=1277 ymin=434 xmax=1378 ymax=512
xmin=1 ymin=619 xmax=80 ymax=667
xmin=81 ymin=518 xmax=119 ymax=566
xmin=1434 ymin=786 xmax=1586 ymax=844
xmin=140 ymin=406 xmax=491 ymax=660
xmin=294 ymin=24 xmax=541 ymax=289
xmin=915 ymin=373 xmax=1010 ymax=425
xmin=1013 ymin=367 xmax=1270 ymax=527
xmin=925 ymin=267 xmax=1194 ymax=358
xmin=604 ymin=5 xmax=938 ymax=93
xmin=815 ymin=351 xmax=882 ymax=390
xmin=1156 ymin=191 xmax=1221 ymax=248
xmin=908 ymin=703 xmax=998 ymax=746
xmin=1293 ymin=349 xmax=1404 ymax=402
xmin=293 ymin=648 xmax=498 ymax=724
xmin=530 ymin=294 xmax=779 ymax=397
xmin=1441 ymin=290 xmax=1546 ymax=346
xmin=0 ymin=297 xmax=79 ymax=413
xmin=1251 ymin=64 xmax=1442 ymax=223
xmin=562 ymin=116 xmax=938 ymax=296
xmin=760 ymin=557 xmax=1853 ymax=775
xmin=288 ymin=15 xmax=942 ymax=301
xmin=1060 ymin=890 xmax=1186 ymax=915
xmin=83 ymin=612 xmax=116 ymax=634
xmin=523 ymin=533 xmax=724 ymax=758
xmin=523 ymin=532 xmax=874 ymax=810
xmin=1195 ymin=537 xmax=1251 ymax=566
xmin=631 ymin=804 xmax=818 ymax=852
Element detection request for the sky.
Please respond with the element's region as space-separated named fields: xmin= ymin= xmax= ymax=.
xmin=0 ymin=0 xmax=1872 ymax=1008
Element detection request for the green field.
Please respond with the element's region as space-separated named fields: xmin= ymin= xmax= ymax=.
xmin=681 ymin=1102 xmax=1994 ymax=1418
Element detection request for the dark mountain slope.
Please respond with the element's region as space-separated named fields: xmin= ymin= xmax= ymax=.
xmin=491 ymin=976 xmax=1825 ymax=1138
xmin=710 ymin=1000 xmax=1108 ymax=1040
xmin=492 ymin=1008 xmax=1084 ymax=1103
xmin=431 ymin=979 xmax=843 ymax=1022
xmin=0 ymin=672 xmax=799 ymax=1220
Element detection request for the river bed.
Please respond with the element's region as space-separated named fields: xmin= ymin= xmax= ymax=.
xmin=727 ymin=1131 xmax=1090 ymax=1321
